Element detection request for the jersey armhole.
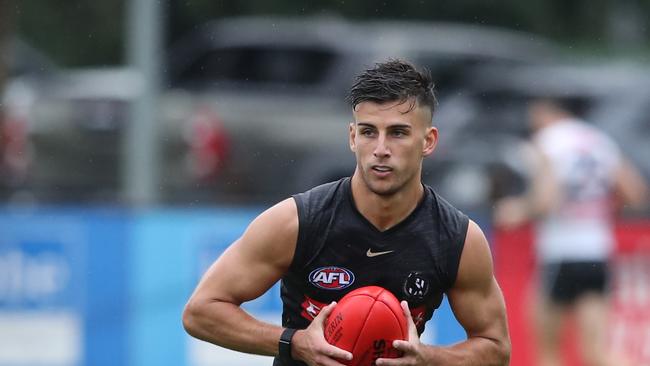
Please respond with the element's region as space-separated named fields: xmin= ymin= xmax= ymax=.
xmin=444 ymin=214 xmax=470 ymax=291
xmin=289 ymin=194 xmax=308 ymax=272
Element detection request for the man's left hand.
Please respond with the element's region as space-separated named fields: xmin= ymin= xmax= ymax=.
xmin=376 ymin=301 xmax=426 ymax=366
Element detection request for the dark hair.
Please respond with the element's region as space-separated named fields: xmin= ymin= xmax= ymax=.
xmin=529 ymin=96 xmax=587 ymax=118
xmin=347 ymin=59 xmax=437 ymax=118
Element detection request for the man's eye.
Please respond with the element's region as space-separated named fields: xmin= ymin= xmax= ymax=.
xmin=392 ymin=130 xmax=407 ymax=137
xmin=361 ymin=129 xmax=375 ymax=136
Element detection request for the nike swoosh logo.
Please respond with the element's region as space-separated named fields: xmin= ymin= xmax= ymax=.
xmin=366 ymin=249 xmax=395 ymax=257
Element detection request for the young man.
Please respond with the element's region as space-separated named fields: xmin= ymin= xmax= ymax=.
xmin=183 ymin=60 xmax=511 ymax=366
xmin=494 ymin=98 xmax=648 ymax=366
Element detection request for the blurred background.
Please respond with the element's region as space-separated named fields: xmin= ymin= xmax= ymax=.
xmin=1 ymin=1 xmax=649 ymax=365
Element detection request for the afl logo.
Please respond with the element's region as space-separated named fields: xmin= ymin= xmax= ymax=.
xmin=309 ymin=266 xmax=355 ymax=290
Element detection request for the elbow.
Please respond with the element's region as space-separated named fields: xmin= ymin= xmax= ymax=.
xmin=498 ymin=337 xmax=512 ymax=366
xmin=182 ymin=296 xmax=233 ymax=341
xmin=182 ymin=298 xmax=203 ymax=338
xmin=483 ymin=334 xmax=511 ymax=366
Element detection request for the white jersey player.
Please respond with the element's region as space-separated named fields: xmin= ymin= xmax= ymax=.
xmin=494 ymin=97 xmax=648 ymax=366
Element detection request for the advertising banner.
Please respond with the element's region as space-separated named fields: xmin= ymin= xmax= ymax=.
xmin=0 ymin=208 xmax=128 ymax=366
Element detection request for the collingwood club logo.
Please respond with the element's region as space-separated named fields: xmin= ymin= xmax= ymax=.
xmin=403 ymin=271 xmax=430 ymax=300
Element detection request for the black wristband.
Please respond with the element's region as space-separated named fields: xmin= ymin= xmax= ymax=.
xmin=279 ymin=328 xmax=298 ymax=363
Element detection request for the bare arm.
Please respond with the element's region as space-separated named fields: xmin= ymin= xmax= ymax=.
xmin=182 ymin=198 xmax=352 ymax=365
xmin=613 ymin=157 xmax=649 ymax=210
xmin=378 ymin=220 xmax=511 ymax=366
xmin=437 ymin=220 xmax=511 ymax=365
xmin=493 ymin=144 xmax=559 ymax=228
xmin=182 ymin=198 xmax=298 ymax=355
xmin=526 ymin=146 xmax=560 ymax=218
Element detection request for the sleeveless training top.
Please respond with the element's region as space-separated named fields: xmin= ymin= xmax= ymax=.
xmin=273 ymin=177 xmax=469 ymax=366
xmin=533 ymin=118 xmax=621 ymax=263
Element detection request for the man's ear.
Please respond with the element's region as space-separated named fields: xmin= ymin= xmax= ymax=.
xmin=349 ymin=122 xmax=357 ymax=152
xmin=423 ymin=127 xmax=438 ymax=157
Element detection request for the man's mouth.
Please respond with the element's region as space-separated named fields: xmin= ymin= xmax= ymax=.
xmin=371 ymin=165 xmax=393 ymax=173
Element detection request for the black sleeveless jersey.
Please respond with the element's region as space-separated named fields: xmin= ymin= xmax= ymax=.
xmin=273 ymin=177 xmax=469 ymax=366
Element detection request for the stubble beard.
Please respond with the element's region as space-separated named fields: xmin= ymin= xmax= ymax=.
xmin=359 ymin=164 xmax=414 ymax=197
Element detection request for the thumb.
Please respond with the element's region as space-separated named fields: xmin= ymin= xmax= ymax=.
xmin=400 ymin=301 xmax=419 ymax=341
xmin=313 ymin=301 xmax=337 ymax=328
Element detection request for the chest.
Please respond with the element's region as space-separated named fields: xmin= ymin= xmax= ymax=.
xmin=299 ymin=219 xmax=445 ymax=308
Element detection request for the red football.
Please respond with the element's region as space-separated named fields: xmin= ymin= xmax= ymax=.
xmin=324 ymin=286 xmax=408 ymax=366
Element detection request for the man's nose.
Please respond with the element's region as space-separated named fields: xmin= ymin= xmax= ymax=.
xmin=373 ymin=134 xmax=391 ymax=158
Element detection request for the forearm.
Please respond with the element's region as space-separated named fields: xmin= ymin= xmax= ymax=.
xmin=421 ymin=336 xmax=510 ymax=366
xmin=182 ymin=299 xmax=283 ymax=356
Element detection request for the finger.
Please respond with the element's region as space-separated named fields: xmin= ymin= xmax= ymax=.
xmin=314 ymin=301 xmax=337 ymax=321
xmin=400 ymin=301 xmax=419 ymax=340
xmin=315 ymin=302 xmax=353 ymax=361
xmin=392 ymin=339 xmax=415 ymax=353
xmin=375 ymin=356 xmax=407 ymax=366
xmin=323 ymin=343 xmax=353 ymax=362
xmin=320 ymin=357 xmax=351 ymax=366
xmin=311 ymin=302 xmax=338 ymax=332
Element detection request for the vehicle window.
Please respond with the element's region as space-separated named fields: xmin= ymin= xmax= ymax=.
xmin=416 ymin=56 xmax=479 ymax=94
xmin=597 ymin=98 xmax=650 ymax=180
xmin=416 ymin=55 xmax=522 ymax=95
xmin=471 ymin=91 xmax=529 ymax=137
xmin=632 ymin=102 xmax=650 ymax=135
xmin=177 ymin=46 xmax=336 ymax=87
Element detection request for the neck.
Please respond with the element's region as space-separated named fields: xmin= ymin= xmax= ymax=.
xmin=350 ymin=172 xmax=424 ymax=232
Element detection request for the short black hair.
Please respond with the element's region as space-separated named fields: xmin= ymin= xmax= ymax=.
xmin=347 ymin=59 xmax=437 ymax=118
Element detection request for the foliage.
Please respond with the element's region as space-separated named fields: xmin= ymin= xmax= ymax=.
xmin=12 ymin=0 xmax=125 ymax=66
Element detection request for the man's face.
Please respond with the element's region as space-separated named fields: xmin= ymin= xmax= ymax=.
xmin=349 ymin=99 xmax=437 ymax=196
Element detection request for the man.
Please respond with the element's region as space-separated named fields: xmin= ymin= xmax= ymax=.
xmin=494 ymin=98 xmax=648 ymax=366
xmin=183 ymin=59 xmax=511 ymax=366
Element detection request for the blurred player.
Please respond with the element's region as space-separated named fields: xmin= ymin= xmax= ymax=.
xmin=183 ymin=59 xmax=510 ymax=366
xmin=494 ymin=98 xmax=648 ymax=366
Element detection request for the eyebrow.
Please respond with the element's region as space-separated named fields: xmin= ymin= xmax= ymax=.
xmin=356 ymin=122 xmax=412 ymax=129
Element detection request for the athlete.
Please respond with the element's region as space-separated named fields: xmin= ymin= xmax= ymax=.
xmin=183 ymin=59 xmax=511 ymax=366
xmin=494 ymin=98 xmax=648 ymax=366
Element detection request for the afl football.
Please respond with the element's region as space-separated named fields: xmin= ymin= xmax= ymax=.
xmin=323 ymin=286 xmax=408 ymax=366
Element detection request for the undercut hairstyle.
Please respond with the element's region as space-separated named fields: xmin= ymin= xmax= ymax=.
xmin=347 ymin=59 xmax=437 ymax=121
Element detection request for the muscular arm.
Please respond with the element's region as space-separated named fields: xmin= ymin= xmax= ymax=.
xmin=182 ymin=198 xmax=298 ymax=356
xmin=378 ymin=220 xmax=511 ymax=366
xmin=182 ymin=199 xmax=352 ymax=365
xmin=434 ymin=220 xmax=511 ymax=365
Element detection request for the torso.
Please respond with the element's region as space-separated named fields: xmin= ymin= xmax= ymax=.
xmin=274 ymin=178 xmax=468 ymax=366
xmin=534 ymin=119 xmax=621 ymax=263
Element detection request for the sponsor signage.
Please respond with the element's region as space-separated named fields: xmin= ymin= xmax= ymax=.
xmin=0 ymin=213 xmax=86 ymax=366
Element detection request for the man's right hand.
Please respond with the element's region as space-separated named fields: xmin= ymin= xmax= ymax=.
xmin=291 ymin=302 xmax=353 ymax=366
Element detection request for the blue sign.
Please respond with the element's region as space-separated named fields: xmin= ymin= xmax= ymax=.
xmin=0 ymin=207 xmax=128 ymax=366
